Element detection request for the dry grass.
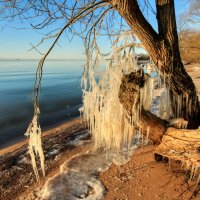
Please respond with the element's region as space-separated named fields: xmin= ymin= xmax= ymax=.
xmin=179 ymin=31 xmax=200 ymax=63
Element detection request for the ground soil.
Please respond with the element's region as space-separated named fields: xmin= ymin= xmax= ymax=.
xmin=100 ymin=145 xmax=200 ymax=200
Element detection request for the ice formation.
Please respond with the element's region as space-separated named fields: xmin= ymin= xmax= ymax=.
xmin=158 ymin=85 xmax=172 ymax=120
xmin=25 ymin=105 xmax=45 ymax=180
xmin=169 ymin=118 xmax=188 ymax=129
xmin=156 ymin=70 xmax=196 ymax=121
xmin=39 ymin=152 xmax=113 ymax=200
xmin=80 ymin=31 xmax=154 ymax=153
xmin=141 ymin=74 xmax=154 ymax=111
xmin=39 ymin=146 xmax=138 ymax=200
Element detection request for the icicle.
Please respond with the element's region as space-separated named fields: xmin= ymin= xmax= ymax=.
xmin=189 ymin=164 xmax=196 ymax=182
xmin=169 ymin=118 xmax=188 ymax=129
xmin=159 ymin=85 xmax=172 ymax=120
xmin=141 ymin=75 xmax=154 ymax=111
xmin=185 ymin=160 xmax=191 ymax=172
xmin=25 ymin=105 xmax=45 ymax=180
xmin=196 ymin=174 xmax=200 ymax=188
xmin=146 ymin=126 xmax=150 ymax=139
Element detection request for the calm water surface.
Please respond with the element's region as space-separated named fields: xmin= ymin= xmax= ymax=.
xmin=0 ymin=60 xmax=84 ymax=148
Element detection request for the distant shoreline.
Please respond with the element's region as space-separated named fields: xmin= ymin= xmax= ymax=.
xmin=0 ymin=59 xmax=86 ymax=62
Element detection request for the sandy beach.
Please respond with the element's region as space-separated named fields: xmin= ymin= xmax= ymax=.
xmin=0 ymin=63 xmax=200 ymax=200
xmin=0 ymin=118 xmax=91 ymax=200
xmin=1 ymin=127 xmax=200 ymax=200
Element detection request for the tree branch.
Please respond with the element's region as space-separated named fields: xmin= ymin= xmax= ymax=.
xmin=32 ymin=1 xmax=110 ymax=109
xmin=156 ymin=0 xmax=181 ymax=62
xmin=108 ymin=0 xmax=161 ymax=63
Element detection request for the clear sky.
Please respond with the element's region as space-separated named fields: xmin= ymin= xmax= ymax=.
xmin=0 ymin=0 xmax=190 ymax=60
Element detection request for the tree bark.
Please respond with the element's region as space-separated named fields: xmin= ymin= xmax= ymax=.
xmin=155 ymin=127 xmax=200 ymax=181
xmin=156 ymin=0 xmax=200 ymax=127
xmin=118 ymin=70 xmax=167 ymax=144
xmin=109 ymin=0 xmax=200 ymax=127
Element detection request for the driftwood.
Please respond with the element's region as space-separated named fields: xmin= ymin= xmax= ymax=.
xmin=155 ymin=128 xmax=200 ymax=182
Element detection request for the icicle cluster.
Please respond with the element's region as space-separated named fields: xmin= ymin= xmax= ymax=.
xmin=25 ymin=105 xmax=45 ymax=180
xmin=169 ymin=118 xmax=188 ymax=129
xmin=156 ymin=128 xmax=200 ymax=186
xmin=159 ymin=85 xmax=172 ymax=120
xmin=80 ymin=32 xmax=154 ymax=153
xmin=171 ymin=93 xmax=197 ymax=119
xmin=184 ymin=161 xmax=200 ymax=185
xmin=156 ymin=69 xmax=196 ymax=122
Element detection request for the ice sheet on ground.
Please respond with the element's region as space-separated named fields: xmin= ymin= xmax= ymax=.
xmin=38 ymin=146 xmax=137 ymax=200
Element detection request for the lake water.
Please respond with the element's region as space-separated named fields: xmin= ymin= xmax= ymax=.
xmin=0 ymin=60 xmax=84 ymax=148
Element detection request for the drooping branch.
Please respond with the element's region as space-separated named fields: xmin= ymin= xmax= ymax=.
xmin=32 ymin=1 xmax=110 ymax=104
xmin=27 ymin=0 xmax=111 ymax=180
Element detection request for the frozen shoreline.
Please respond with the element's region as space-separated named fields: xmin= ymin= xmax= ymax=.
xmin=0 ymin=117 xmax=81 ymax=156
xmin=0 ymin=117 xmax=91 ymax=200
xmin=1 ymin=63 xmax=200 ymax=200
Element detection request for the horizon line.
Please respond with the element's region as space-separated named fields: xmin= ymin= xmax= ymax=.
xmin=0 ymin=58 xmax=86 ymax=61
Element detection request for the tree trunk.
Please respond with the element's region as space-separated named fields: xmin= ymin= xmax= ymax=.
xmin=109 ymin=0 xmax=200 ymax=128
xmin=118 ymin=70 xmax=167 ymax=144
xmin=156 ymin=0 xmax=200 ymax=127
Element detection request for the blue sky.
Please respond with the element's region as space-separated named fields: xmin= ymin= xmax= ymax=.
xmin=0 ymin=0 xmax=190 ymax=60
